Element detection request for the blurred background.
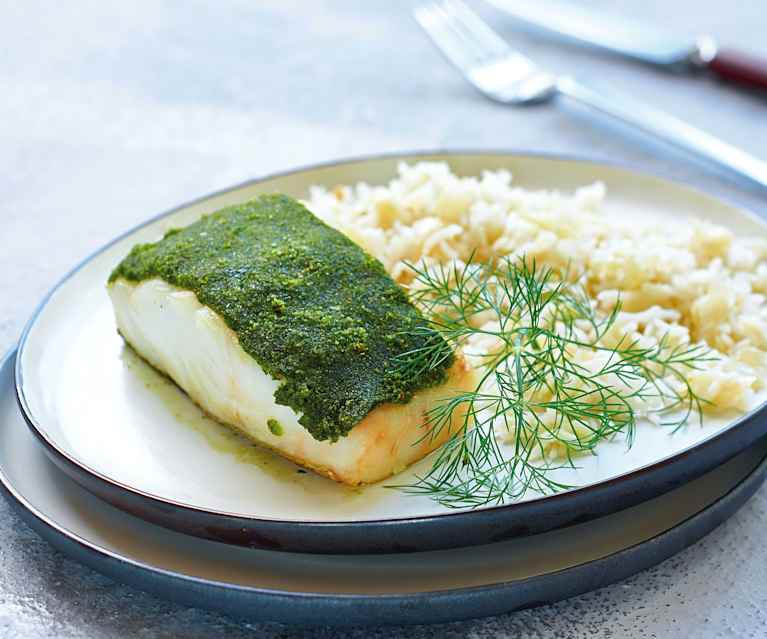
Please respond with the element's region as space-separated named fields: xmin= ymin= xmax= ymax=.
xmin=1 ymin=1 xmax=766 ymax=636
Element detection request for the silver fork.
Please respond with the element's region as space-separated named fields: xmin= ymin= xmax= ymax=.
xmin=415 ymin=0 xmax=767 ymax=190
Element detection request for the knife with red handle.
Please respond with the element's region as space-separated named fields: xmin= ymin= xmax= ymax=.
xmin=706 ymin=47 xmax=767 ymax=91
xmin=485 ymin=0 xmax=767 ymax=92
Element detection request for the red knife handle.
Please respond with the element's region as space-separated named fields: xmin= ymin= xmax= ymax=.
xmin=708 ymin=47 xmax=767 ymax=92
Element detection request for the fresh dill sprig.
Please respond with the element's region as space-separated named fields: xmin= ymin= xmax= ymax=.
xmin=394 ymin=255 xmax=715 ymax=508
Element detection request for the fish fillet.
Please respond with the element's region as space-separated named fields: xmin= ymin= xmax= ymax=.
xmin=109 ymin=277 xmax=475 ymax=485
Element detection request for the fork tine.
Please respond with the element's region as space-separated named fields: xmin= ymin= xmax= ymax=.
xmin=414 ymin=3 xmax=480 ymax=73
xmin=416 ymin=0 xmax=550 ymax=104
xmin=432 ymin=1 xmax=495 ymax=62
xmin=442 ymin=0 xmax=514 ymax=59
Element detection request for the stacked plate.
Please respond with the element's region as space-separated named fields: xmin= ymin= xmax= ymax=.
xmin=5 ymin=153 xmax=767 ymax=626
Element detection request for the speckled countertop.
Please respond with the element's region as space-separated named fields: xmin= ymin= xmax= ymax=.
xmin=2 ymin=1 xmax=767 ymax=636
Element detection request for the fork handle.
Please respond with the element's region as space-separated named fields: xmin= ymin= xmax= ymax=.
xmin=556 ymin=77 xmax=767 ymax=190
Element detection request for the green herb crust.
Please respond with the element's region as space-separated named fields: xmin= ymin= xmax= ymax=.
xmin=267 ymin=418 xmax=284 ymax=437
xmin=109 ymin=194 xmax=453 ymax=442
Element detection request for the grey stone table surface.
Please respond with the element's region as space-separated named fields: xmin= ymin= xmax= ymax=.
xmin=2 ymin=0 xmax=766 ymax=636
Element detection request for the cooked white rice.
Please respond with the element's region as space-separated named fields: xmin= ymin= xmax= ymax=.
xmin=304 ymin=162 xmax=767 ymax=447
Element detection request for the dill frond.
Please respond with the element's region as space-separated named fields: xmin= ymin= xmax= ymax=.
xmin=393 ymin=255 xmax=714 ymax=508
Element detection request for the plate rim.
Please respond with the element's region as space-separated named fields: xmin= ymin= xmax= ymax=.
xmin=4 ymin=346 xmax=767 ymax=625
xmin=13 ymin=149 xmax=767 ymax=546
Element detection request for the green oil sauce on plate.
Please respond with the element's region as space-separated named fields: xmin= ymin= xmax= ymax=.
xmin=120 ymin=345 xmax=370 ymax=500
xmin=120 ymin=346 xmax=299 ymax=483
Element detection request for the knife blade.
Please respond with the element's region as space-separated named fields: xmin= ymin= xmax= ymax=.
xmin=484 ymin=0 xmax=767 ymax=91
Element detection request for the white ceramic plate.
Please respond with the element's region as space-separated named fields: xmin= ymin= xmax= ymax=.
xmin=3 ymin=350 xmax=767 ymax=625
xmin=15 ymin=152 xmax=767 ymax=552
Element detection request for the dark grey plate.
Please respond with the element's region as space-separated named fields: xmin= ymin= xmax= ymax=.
xmin=2 ymin=348 xmax=766 ymax=625
xmin=14 ymin=151 xmax=767 ymax=554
